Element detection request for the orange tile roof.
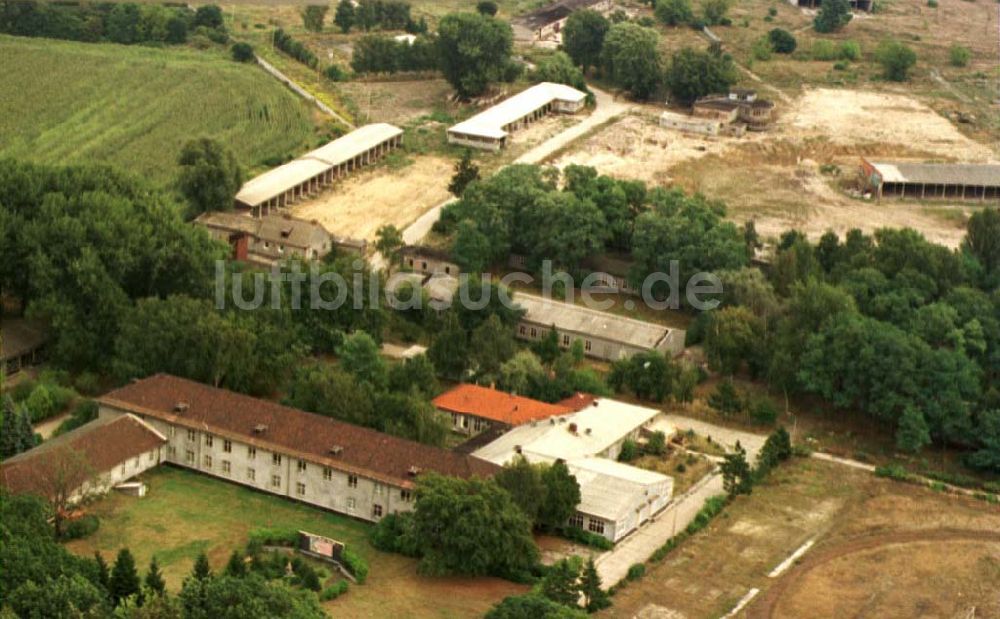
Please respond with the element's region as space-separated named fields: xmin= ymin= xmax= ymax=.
xmin=556 ymin=392 xmax=598 ymax=412
xmin=433 ymin=384 xmax=571 ymax=426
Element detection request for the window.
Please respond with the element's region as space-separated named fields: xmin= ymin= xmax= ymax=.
xmin=346 ymin=498 xmax=356 ymax=511
xmin=348 ymin=475 xmax=358 ymax=488
xmin=205 ymin=435 xmax=213 ymax=448
xmin=273 ymin=453 xmax=282 ymax=466
xmin=297 ymin=460 xmax=307 ymax=473
xmin=585 ymin=340 xmax=592 ymax=351
xmin=568 ymin=514 xmax=584 ymax=529
xmin=519 ymin=325 xmax=526 ymax=335
xmin=530 ymin=327 xmax=537 ymax=337
xmin=120 ymin=463 xmax=126 ymax=475
xmin=222 ymin=460 xmax=231 ymax=474
xmin=271 ymin=475 xmax=281 ymax=488
xmin=203 ymin=455 xmax=212 ymax=469
xmin=474 ymin=417 xmax=484 ymax=432
xmin=445 ymin=266 xmax=451 ymax=274
xmin=133 ymin=457 xmax=139 ymax=468
xmin=400 ymin=490 xmax=412 ymax=502
xmin=247 ymin=468 xmax=256 ymax=481
xmin=169 ymin=426 xmax=176 ymax=438
xmin=372 ymin=504 xmax=383 ymax=518
xmin=248 ymin=446 xmax=256 ymax=459
xmin=187 ymin=429 xmax=196 ymax=442
xmin=374 ymin=483 xmax=384 ymax=496
xmin=185 ymin=450 xmax=195 ymax=464
xmin=588 ymin=519 xmax=605 ymax=535
xmin=562 ymin=334 xmax=570 ymax=346
xmin=168 ymin=445 xmax=176 ymax=457
xmin=323 ymin=467 xmax=332 ymax=481
xmin=148 ymin=451 xmax=155 ymax=462
xmin=223 ymin=440 xmax=232 ymax=453
xmin=296 ymin=482 xmax=306 ymax=496
xmin=421 ymin=261 xmax=428 ymax=270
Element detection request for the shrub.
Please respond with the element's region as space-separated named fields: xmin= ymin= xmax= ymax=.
xmin=341 ymin=548 xmax=368 ymax=584
xmin=749 ymin=396 xmax=778 ymax=426
xmin=949 ymin=45 xmax=971 ymax=67
xmin=560 ymin=526 xmax=614 ymax=550
xmin=874 ymin=464 xmax=911 ymax=481
xmin=247 ymin=526 xmax=298 ymax=547
xmin=752 ymin=36 xmax=773 ymax=61
xmin=324 ymin=65 xmax=348 ymax=81
xmin=768 ymin=28 xmax=796 ymax=53
xmin=369 ymin=513 xmax=421 ymax=557
xmin=320 ymin=580 xmax=349 ymax=601
xmin=231 ymin=42 xmax=255 ymax=62
xmin=61 ymin=514 xmax=100 ymax=541
xmin=927 ymin=0 xmax=937 ymax=5
xmin=73 ymin=372 xmax=101 ymax=396
xmin=618 ymin=439 xmax=639 ymax=462
xmin=875 ymin=39 xmax=917 ymax=81
xmin=24 ymin=383 xmax=75 ymax=422
xmin=840 ymin=40 xmax=862 ymax=61
xmin=811 ymin=39 xmax=839 ymax=61
xmin=54 ymin=400 xmax=98 ymax=437
xmin=708 ymin=381 xmax=743 ymax=416
xmin=10 ymin=379 xmax=36 ymax=402
xmin=768 ymin=6 xmax=778 ymax=16
xmin=274 ymin=28 xmax=318 ymax=69
xmin=675 ymin=462 xmax=687 ymax=473
xmin=626 ymin=563 xmax=646 ymax=581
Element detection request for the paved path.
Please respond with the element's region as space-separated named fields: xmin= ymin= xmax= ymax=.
xmin=654 ymin=413 xmax=768 ymax=462
xmin=594 ymin=470 xmax=724 ymax=586
xmin=33 ymin=412 xmax=69 ymax=439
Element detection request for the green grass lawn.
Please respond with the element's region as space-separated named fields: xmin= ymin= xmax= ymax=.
xmin=0 ymin=35 xmax=319 ymax=184
xmin=67 ymin=466 xmax=525 ymax=618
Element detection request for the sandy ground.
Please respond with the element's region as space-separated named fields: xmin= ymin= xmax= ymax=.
xmin=554 ymin=87 xmax=998 ymax=249
xmin=290 ymin=155 xmax=453 ymax=241
xmin=779 ymin=88 xmax=998 ymax=161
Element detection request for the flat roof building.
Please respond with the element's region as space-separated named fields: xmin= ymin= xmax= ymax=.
xmin=235 ymin=123 xmax=403 ymax=216
xmin=513 ymin=293 xmax=685 ymax=361
xmin=861 ymin=159 xmax=1000 ymax=202
xmin=473 ymin=397 xmax=671 ymax=541
xmin=447 ymin=83 xmax=587 ymax=151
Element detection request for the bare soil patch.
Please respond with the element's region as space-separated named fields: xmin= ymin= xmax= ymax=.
xmin=338 ymin=78 xmax=455 ymax=125
xmin=291 ymin=155 xmax=453 ymax=241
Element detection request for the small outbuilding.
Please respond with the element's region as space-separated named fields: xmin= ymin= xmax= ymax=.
xmin=1 ymin=318 xmax=48 ymax=378
xmin=861 ymin=159 xmax=1000 ymax=202
xmin=195 ymin=212 xmax=343 ymax=266
xmin=433 ymin=384 xmax=572 ymax=435
xmin=513 ymin=0 xmax=615 ymax=42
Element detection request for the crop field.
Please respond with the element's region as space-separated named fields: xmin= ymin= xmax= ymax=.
xmin=0 ymin=35 xmax=318 ymax=184
xmin=602 ymin=458 xmax=1000 ymax=619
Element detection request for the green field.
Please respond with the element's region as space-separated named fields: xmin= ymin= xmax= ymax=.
xmin=0 ymin=35 xmax=318 ymax=184
xmin=67 ymin=466 xmax=525 ymax=618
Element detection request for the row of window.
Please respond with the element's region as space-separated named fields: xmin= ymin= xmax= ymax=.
xmin=568 ymin=513 xmax=606 ymax=536
xmin=517 ymin=326 xmax=592 ymax=351
xmin=118 ymin=451 xmax=157 ymax=475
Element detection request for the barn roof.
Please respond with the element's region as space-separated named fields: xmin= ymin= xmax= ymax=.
xmin=867 ymin=161 xmax=1000 ymax=186
xmin=0 ymin=318 xmax=47 ymax=361
xmin=433 ymin=384 xmax=571 ymax=426
xmin=448 ymin=83 xmax=587 ymax=140
xmin=99 ymin=375 xmax=498 ymax=487
xmin=515 ymin=0 xmax=606 ymax=30
xmin=514 ymin=293 xmax=675 ymax=350
xmin=234 ymin=123 xmax=403 ymax=207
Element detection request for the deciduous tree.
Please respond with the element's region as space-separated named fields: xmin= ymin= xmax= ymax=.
xmin=436 ymin=13 xmax=513 ymax=97
xmin=601 ymin=22 xmax=662 ymax=100
xmin=177 ymin=138 xmax=243 ymax=215
xmin=561 ymin=9 xmax=609 ymax=72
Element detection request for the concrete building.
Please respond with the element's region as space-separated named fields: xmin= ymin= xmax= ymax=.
xmin=195 ymin=212 xmax=342 ymax=267
xmin=861 ymin=159 xmax=1000 ymax=202
xmin=660 ymin=111 xmax=724 ymax=136
xmin=433 ymin=384 xmax=572 ymax=435
xmin=513 ymin=0 xmax=614 ymax=42
xmin=235 ymin=123 xmax=404 ymax=216
xmin=447 ymin=83 xmax=587 ymax=151
xmin=1 ymin=318 xmax=47 ymax=378
xmin=514 ymin=293 xmax=685 ymax=361
xmin=0 ymin=414 xmax=166 ymax=504
xmin=473 ymin=396 xmax=672 ymax=542
xmin=401 ymin=245 xmax=459 ymax=276
xmin=692 ymin=90 xmax=774 ymax=131
xmin=97 ymin=375 xmax=498 ymax=523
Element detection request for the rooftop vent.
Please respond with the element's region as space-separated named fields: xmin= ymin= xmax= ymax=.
xmin=558 ymin=417 xmax=566 ymax=424
xmin=281 ymin=227 xmax=293 ymax=238
xmin=591 ymin=400 xmax=599 ymax=407
xmin=253 ymin=424 xmax=268 ymax=434
xmin=550 ymin=418 xmax=556 ymax=425
xmin=585 ymin=428 xmax=592 ymax=435
xmin=514 ymin=445 xmax=522 ymax=454
xmin=329 ymin=445 xmax=344 ymax=456
xmin=173 ymin=402 xmax=189 ymax=413
xmin=407 ymin=465 xmax=422 ymax=477
xmin=568 ymin=422 xmax=578 ymax=434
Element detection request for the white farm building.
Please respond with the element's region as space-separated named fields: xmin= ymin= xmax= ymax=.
xmin=447 ymin=82 xmax=587 ymax=151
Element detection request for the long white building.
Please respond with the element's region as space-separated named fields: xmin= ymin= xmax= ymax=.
xmin=447 ymin=82 xmax=587 ymax=151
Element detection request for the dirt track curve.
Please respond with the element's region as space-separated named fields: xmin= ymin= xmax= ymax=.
xmin=746 ymin=528 xmax=1000 ymax=618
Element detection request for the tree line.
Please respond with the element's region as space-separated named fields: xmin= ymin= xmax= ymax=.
xmin=0 ymin=2 xmax=227 ymax=46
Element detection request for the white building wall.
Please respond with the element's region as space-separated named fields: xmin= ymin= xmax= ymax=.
xmin=99 ymin=406 xmax=416 ymax=523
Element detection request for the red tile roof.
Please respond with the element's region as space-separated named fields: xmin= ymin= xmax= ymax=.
xmin=433 ymin=384 xmax=572 ymax=426
xmin=556 ymin=392 xmax=598 ymax=412
xmin=99 ymin=374 xmax=498 ymax=487
xmin=0 ymin=414 xmax=166 ymax=497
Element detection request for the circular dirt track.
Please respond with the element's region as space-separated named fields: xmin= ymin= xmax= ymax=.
xmin=747 ymin=528 xmax=1000 ymax=619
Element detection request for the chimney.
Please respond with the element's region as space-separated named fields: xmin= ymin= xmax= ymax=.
xmin=173 ymin=402 xmax=189 ymax=413
xmin=407 ymin=465 xmax=422 ymax=477
xmin=253 ymin=424 xmax=268 ymax=434
xmin=568 ymin=422 xmax=578 ymax=435
xmin=329 ymin=445 xmax=344 ymax=456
